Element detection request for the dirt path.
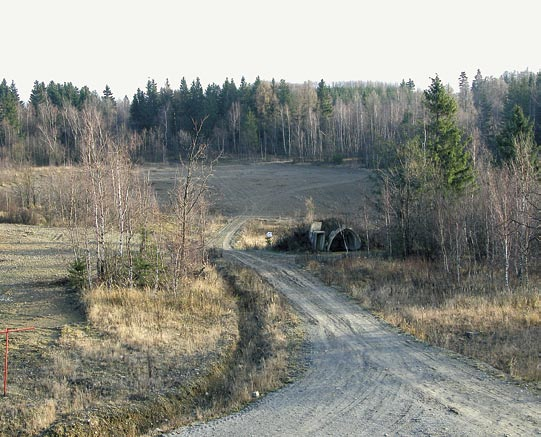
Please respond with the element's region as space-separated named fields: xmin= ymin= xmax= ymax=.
xmin=167 ymin=215 xmax=540 ymax=436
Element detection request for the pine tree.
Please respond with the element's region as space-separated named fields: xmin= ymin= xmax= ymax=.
xmin=406 ymin=78 xmax=415 ymax=91
xmin=102 ymin=85 xmax=115 ymax=103
xmin=496 ymin=104 xmax=536 ymax=163
xmin=316 ymin=79 xmax=333 ymax=117
xmin=0 ymin=79 xmax=20 ymax=129
xmin=424 ymin=75 xmax=474 ymax=192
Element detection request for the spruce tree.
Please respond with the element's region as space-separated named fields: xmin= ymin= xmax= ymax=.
xmin=496 ymin=104 xmax=535 ymax=163
xmin=316 ymin=79 xmax=333 ymax=117
xmin=424 ymin=75 xmax=474 ymax=192
xmin=102 ymin=85 xmax=115 ymax=103
xmin=0 ymin=79 xmax=20 ymax=129
xmin=30 ymin=80 xmax=46 ymax=111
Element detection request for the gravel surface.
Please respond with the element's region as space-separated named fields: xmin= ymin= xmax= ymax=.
xmin=165 ymin=216 xmax=541 ymax=437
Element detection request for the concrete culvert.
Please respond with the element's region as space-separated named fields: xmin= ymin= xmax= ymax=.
xmin=326 ymin=227 xmax=362 ymax=252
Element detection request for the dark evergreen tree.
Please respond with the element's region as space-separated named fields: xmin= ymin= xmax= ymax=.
xmin=238 ymin=76 xmax=251 ymax=107
xmin=130 ymin=88 xmax=148 ymax=130
xmin=277 ymin=79 xmax=291 ymax=107
xmin=146 ymin=79 xmax=160 ymax=127
xmin=401 ymin=78 xmax=415 ymax=91
xmin=241 ymin=109 xmax=258 ymax=155
xmin=0 ymin=79 xmax=20 ymax=128
xmin=424 ymin=75 xmax=474 ymax=191
xmin=30 ymin=80 xmax=47 ymax=111
xmin=102 ymin=85 xmax=115 ymax=103
xmin=406 ymin=78 xmax=415 ymax=91
xmin=78 ymin=86 xmax=92 ymax=108
xmin=471 ymin=69 xmax=503 ymax=152
xmin=220 ymin=78 xmax=238 ymax=117
xmin=496 ymin=104 xmax=536 ymax=163
xmin=204 ymin=83 xmax=221 ymax=137
xmin=188 ymin=78 xmax=206 ymax=123
xmin=317 ymin=79 xmax=333 ymax=118
xmin=458 ymin=72 xmax=471 ymax=112
xmin=172 ymin=77 xmax=192 ymax=132
xmin=502 ymin=71 xmax=539 ymax=144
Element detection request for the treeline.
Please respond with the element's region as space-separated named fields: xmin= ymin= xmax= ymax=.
xmin=1 ymin=70 xmax=541 ymax=165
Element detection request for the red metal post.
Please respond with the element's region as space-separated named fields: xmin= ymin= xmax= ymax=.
xmin=3 ymin=330 xmax=8 ymax=397
xmin=1 ymin=327 xmax=35 ymax=396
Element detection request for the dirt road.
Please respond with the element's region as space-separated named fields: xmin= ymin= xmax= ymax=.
xmin=166 ymin=210 xmax=540 ymax=436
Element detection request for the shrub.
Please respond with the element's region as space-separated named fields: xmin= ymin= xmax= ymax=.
xmin=331 ymin=153 xmax=343 ymax=165
xmin=273 ymin=223 xmax=312 ymax=252
xmin=68 ymin=258 xmax=87 ymax=290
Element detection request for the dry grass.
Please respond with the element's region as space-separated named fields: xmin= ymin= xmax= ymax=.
xmin=84 ymin=267 xmax=233 ymax=352
xmin=1 ymin=260 xmax=302 ymax=436
xmin=233 ymin=218 xmax=293 ymax=250
xmin=197 ymin=262 xmax=304 ymax=413
xmin=62 ymin=265 xmax=236 ymax=396
xmin=307 ymin=255 xmax=541 ymax=386
xmin=0 ymin=261 xmax=239 ymax=436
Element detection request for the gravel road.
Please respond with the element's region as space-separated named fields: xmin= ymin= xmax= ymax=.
xmin=166 ymin=216 xmax=540 ymax=436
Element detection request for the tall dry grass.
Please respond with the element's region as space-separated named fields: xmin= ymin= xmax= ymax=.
xmin=308 ymin=255 xmax=541 ymax=385
xmin=84 ymin=266 xmax=234 ymax=352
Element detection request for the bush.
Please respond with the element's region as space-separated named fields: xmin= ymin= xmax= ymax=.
xmin=331 ymin=153 xmax=343 ymax=165
xmin=68 ymin=258 xmax=87 ymax=290
xmin=0 ymin=207 xmax=45 ymax=225
xmin=273 ymin=223 xmax=312 ymax=252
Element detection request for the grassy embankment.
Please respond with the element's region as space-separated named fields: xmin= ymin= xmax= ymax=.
xmin=41 ymin=262 xmax=302 ymax=437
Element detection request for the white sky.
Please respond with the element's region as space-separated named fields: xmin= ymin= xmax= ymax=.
xmin=3 ymin=0 xmax=540 ymax=101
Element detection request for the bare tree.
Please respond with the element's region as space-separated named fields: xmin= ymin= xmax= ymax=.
xmin=171 ymin=117 xmax=216 ymax=290
xmin=36 ymin=98 xmax=62 ymax=164
xmin=488 ymin=166 xmax=514 ymax=289
xmin=228 ymin=101 xmax=240 ymax=154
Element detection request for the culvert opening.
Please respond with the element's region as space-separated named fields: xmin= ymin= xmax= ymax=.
xmin=327 ymin=228 xmax=361 ymax=252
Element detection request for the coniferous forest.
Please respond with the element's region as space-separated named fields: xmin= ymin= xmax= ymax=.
xmin=1 ymin=70 xmax=540 ymax=165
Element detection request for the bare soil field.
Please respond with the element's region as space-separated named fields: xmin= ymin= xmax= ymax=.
xmin=0 ymin=224 xmax=79 ymax=330
xmin=147 ymin=160 xmax=371 ymax=220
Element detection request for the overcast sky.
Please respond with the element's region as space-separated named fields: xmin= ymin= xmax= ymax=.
xmin=3 ymin=0 xmax=540 ymax=101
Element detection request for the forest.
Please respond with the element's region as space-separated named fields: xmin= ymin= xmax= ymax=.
xmin=1 ymin=69 xmax=541 ymax=289
xmin=0 ymin=70 xmax=539 ymax=165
